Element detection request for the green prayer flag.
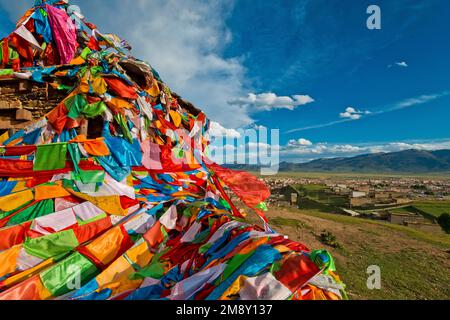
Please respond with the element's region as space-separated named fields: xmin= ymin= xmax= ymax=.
xmin=77 ymin=212 xmax=107 ymax=226
xmin=173 ymin=147 xmax=184 ymax=159
xmin=81 ymin=170 xmax=105 ymax=184
xmin=131 ymin=251 xmax=166 ymax=280
xmin=65 ymin=94 xmax=88 ymax=120
xmin=255 ymin=202 xmax=268 ymax=212
xmin=33 ymin=143 xmax=68 ymax=171
xmin=114 ymin=114 xmax=133 ymax=143
xmin=80 ymin=47 xmax=92 ymax=60
xmin=218 ymin=252 xmax=254 ymax=284
xmin=71 ymin=170 xmax=105 ymax=184
xmin=0 ymin=69 xmax=13 ymax=76
xmin=199 ymin=242 xmax=213 ymax=254
xmin=133 ymin=261 xmax=165 ymax=280
xmin=219 ymin=198 xmax=231 ymax=210
xmin=82 ymin=101 xmax=107 ymax=118
xmin=40 ymin=252 xmax=98 ymax=297
xmin=6 ymin=200 xmax=54 ymax=227
xmin=0 ymin=41 xmax=19 ymax=62
xmin=310 ymin=250 xmax=336 ymax=273
xmin=24 ymin=229 xmax=79 ymax=260
xmin=68 ymin=142 xmax=81 ymax=174
xmin=0 ymin=201 xmax=33 ymax=220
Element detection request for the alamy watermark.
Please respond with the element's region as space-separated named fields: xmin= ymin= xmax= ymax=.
xmin=147 ymin=123 xmax=281 ymax=176
xmin=367 ymin=265 xmax=382 ymax=290
xmin=209 ymin=127 xmax=280 ymax=176
xmin=367 ymin=5 xmax=382 ymax=30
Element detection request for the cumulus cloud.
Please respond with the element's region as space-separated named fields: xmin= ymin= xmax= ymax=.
xmin=228 ymin=93 xmax=315 ymax=111
xmin=366 ymin=141 xmax=450 ymax=153
xmin=287 ymin=138 xmax=313 ymax=147
xmin=209 ymin=121 xmax=241 ymax=138
xmin=339 ymin=107 xmax=371 ymax=120
xmin=284 ymin=142 xmax=363 ymax=156
xmin=388 ymin=61 xmax=408 ymax=68
xmin=395 ymin=61 xmax=408 ymax=67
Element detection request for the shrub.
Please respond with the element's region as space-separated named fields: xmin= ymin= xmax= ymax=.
xmin=319 ymin=230 xmax=343 ymax=249
xmin=437 ymin=213 xmax=450 ymax=234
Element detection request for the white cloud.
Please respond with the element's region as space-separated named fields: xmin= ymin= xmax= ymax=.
xmin=286 ymin=90 xmax=449 ymax=134
xmin=395 ymin=61 xmax=408 ymax=67
xmin=366 ymin=141 xmax=450 ymax=153
xmin=339 ymin=107 xmax=370 ymax=120
xmin=287 ymin=138 xmax=313 ymax=147
xmin=228 ymin=92 xmax=315 ymax=111
xmin=209 ymin=121 xmax=241 ymax=138
xmin=284 ymin=142 xmax=364 ymax=156
xmin=387 ymin=61 xmax=408 ymax=68
xmin=392 ymin=93 xmax=447 ymax=110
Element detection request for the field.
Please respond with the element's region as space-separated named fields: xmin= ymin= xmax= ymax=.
xmin=412 ymin=201 xmax=450 ymax=218
xmin=246 ymin=206 xmax=450 ymax=300
xmin=293 ymin=179 xmax=450 ymax=221
xmin=297 ymin=184 xmax=348 ymax=208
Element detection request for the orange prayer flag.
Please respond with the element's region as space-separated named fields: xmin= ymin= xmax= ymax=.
xmin=34 ymin=184 xmax=71 ymax=201
xmin=69 ymin=135 xmax=110 ymax=157
xmin=143 ymin=221 xmax=164 ymax=249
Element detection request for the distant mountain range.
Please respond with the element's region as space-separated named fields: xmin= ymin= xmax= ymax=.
xmin=225 ymin=149 xmax=450 ymax=173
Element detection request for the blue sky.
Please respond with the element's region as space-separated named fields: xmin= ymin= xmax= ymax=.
xmin=1 ymin=0 xmax=449 ymax=162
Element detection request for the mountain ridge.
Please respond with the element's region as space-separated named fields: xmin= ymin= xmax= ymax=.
xmin=225 ymin=149 xmax=450 ymax=173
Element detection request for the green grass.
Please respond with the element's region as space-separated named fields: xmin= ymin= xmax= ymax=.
xmin=274 ymin=206 xmax=450 ymax=299
xmin=412 ymin=201 xmax=450 ymax=218
xmin=336 ymin=247 xmax=450 ymax=300
xmin=391 ymin=206 xmax=418 ymax=214
xmin=270 ymin=217 xmax=311 ymax=230
xmin=286 ymin=207 xmax=450 ymax=248
xmin=298 ymin=197 xmax=340 ymax=214
xmin=296 ymin=184 xmax=348 ymax=208
xmin=297 ymin=184 xmax=327 ymax=192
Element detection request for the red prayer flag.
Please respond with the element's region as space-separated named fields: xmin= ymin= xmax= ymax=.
xmin=104 ymin=77 xmax=138 ymax=100
xmin=208 ymin=163 xmax=271 ymax=208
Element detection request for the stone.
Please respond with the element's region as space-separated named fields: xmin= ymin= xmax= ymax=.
xmin=0 ymin=87 xmax=16 ymax=95
xmin=0 ymin=120 xmax=12 ymax=129
xmin=16 ymin=109 xmax=33 ymax=121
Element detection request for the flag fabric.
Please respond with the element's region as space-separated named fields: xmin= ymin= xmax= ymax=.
xmin=45 ymin=4 xmax=77 ymax=64
xmin=33 ymin=143 xmax=68 ymax=171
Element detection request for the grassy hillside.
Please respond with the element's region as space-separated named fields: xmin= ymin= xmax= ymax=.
xmin=246 ymin=207 xmax=450 ymax=300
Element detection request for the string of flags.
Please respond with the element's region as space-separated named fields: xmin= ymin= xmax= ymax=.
xmin=0 ymin=0 xmax=346 ymax=300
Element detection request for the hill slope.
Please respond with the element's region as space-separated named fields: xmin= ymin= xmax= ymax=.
xmin=291 ymin=149 xmax=450 ymax=173
xmin=250 ymin=207 xmax=450 ymax=300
